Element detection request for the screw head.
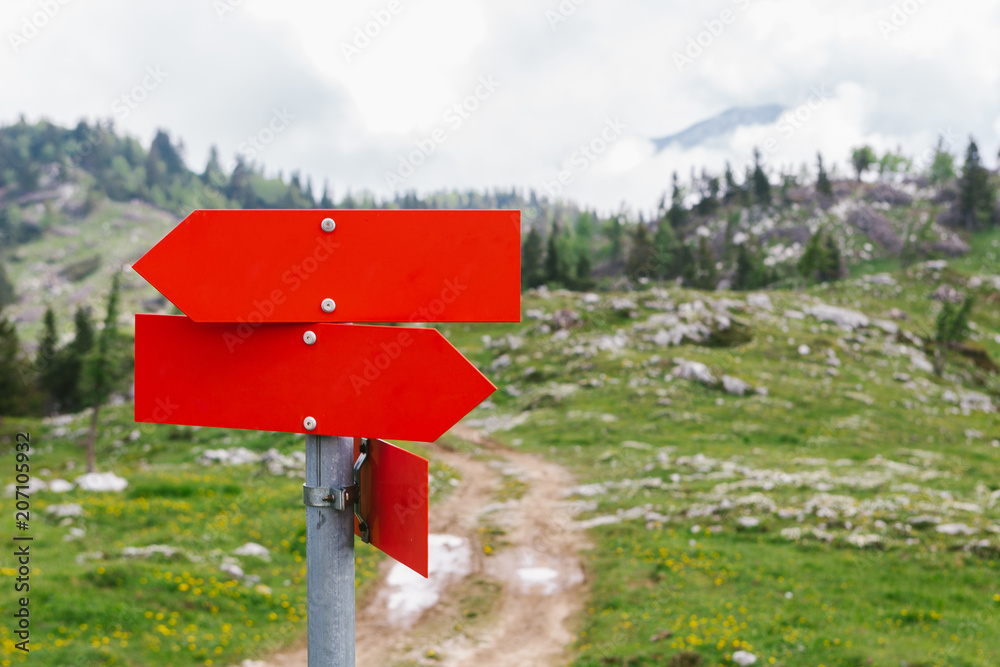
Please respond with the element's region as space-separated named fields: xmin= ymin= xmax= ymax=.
xmin=303 ymin=331 xmax=317 ymax=345
xmin=303 ymin=416 xmax=317 ymax=431
xmin=321 ymin=218 xmax=336 ymax=233
xmin=321 ymin=298 xmax=336 ymax=313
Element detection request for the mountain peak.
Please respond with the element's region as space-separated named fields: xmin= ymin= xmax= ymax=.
xmin=652 ymin=104 xmax=785 ymax=151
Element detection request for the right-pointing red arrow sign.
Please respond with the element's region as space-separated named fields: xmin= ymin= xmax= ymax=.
xmin=134 ymin=314 xmax=495 ymax=442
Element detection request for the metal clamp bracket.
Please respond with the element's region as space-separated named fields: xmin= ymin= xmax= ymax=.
xmin=354 ymin=439 xmax=370 ymax=544
xmin=301 ymin=438 xmax=370 ymax=544
xmin=302 ymin=482 xmax=358 ymax=511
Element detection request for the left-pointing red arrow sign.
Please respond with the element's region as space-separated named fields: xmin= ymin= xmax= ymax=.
xmin=134 ymin=314 xmax=495 ymax=442
xmin=131 ymin=209 xmax=521 ymax=323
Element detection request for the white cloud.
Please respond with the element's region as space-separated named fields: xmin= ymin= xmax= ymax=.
xmin=1 ymin=0 xmax=998 ymax=214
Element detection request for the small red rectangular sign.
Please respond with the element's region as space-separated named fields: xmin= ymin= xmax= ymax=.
xmin=354 ymin=438 xmax=429 ymax=577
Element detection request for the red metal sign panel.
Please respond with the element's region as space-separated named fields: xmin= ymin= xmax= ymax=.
xmin=354 ymin=438 xmax=429 ymax=577
xmin=134 ymin=314 xmax=495 ymax=442
xmin=132 ymin=209 xmax=521 ymax=324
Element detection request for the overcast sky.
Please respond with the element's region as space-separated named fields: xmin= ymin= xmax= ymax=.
xmin=2 ymin=0 xmax=999 ymax=215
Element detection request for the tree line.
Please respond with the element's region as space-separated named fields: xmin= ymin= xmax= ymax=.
xmin=0 ymin=275 xmax=131 ymax=471
xmin=521 ymin=136 xmax=997 ymax=292
xmin=0 ymin=116 xmax=579 ymax=250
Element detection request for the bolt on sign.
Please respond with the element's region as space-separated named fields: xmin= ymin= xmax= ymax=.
xmin=133 ymin=208 xmax=520 ymax=581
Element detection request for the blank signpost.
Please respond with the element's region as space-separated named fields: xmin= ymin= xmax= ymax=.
xmin=133 ymin=209 xmax=520 ymax=666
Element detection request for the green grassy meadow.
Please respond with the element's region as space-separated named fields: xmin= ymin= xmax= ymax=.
xmin=445 ymin=231 xmax=1000 ymax=666
xmin=2 ymin=230 xmax=1000 ymax=666
xmin=0 ymin=408 xmax=461 ymax=666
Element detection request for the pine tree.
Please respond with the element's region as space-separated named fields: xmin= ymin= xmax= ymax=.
xmin=304 ymin=177 xmax=316 ymax=207
xmin=798 ymin=232 xmax=822 ymax=283
xmin=958 ymin=137 xmax=996 ymax=229
xmin=202 ymin=145 xmax=226 ymax=188
xmin=752 ymin=148 xmax=771 ymax=205
xmin=723 ymin=161 xmax=741 ymax=205
xmin=779 ymin=171 xmax=797 ymax=207
xmin=150 ymin=130 xmax=185 ymax=176
xmin=626 ymin=224 xmax=656 ymax=281
xmin=36 ymin=308 xmax=58 ymax=413
xmin=676 ymin=243 xmax=696 ymax=286
xmin=799 ymin=230 xmax=842 ymax=283
xmin=521 ymin=227 xmax=543 ymax=290
xmin=573 ymin=211 xmax=594 ymax=280
xmin=732 ymin=243 xmax=766 ymax=291
xmin=225 ymin=157 xmax=253 ymax=207
xmin=821 ymin=232 xmax=843 ymax=281
xmin=933 ymin=296 xmax=974 ymax=375
xmin=693 ymin=236 xmax=718 ymax=290
xmin=695 ymin=169 xmax=720 ymax=215
xmin=667 ymin=172 xmax=688 ymax=228
xmin=0 ymin=258 xmax=14 ymax=309
xmin=544 ymin=224 xmax=564 ymax=284
xmin=144 ymin=144 xmax=168 ymax=192
xmin=574 ymin=253 xmax=593 ymax=289
xmin=81 ymin=274 xmax=125 ymax=473
xmin=574 ymin=211 xmax=594 ymax=258
xmin=816 ymin=153 xmax=833 ymax=197
xmin=653 ymin=219 xmax=678 ymax=279
xmin=320 ymin=181 xmax=334 ymax=209
xmin=0 ymin=313 xmax=24 ymax=416
xmin=742 ymin=165 xmax=754 ymax=206
xmin=51 ymin=306 xmax=94 ymax=413
xmin=605 ymin=216 xmax=624 ymax=265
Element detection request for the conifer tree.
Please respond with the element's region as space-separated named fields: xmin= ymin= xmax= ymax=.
xmin=320 ymin=181 xmax=334 ymax=208
xmin=605 ymin=215 xmax=624 ymax=265
xmin=82 ymin=274 xmax=125 ymax=473
xmin=732 ymin=243 xmax=767 ymax=291
xmin=693 ymin=236 xmax=718 ymax=290
xmin=821 ymin=232 xmax=843 ymax=280
xmin=36 ymin=308 xmax=58 ymax=413
xmin=798 ymin=232 xmax=822 ymax=283
xmin=49 ymin=307 xmax=94 ymax=413
xmin=0 ymin=259 xmax=14 ymax=309
xmin=202 ymin=145 xmax=226 ymax=188
xmin=574 ymin=211 xmax=594 ymax=257
xmin=816 ymin=153 xmax=833 ymax=197
xmin=653 ymin=219 xmax=678 ymax=279
xmin=667 ymin=172 xmax=688 ymax=229
xmin=695 ymin=169 xmax=720 ymax=215
xmin=573 ymin=211 xmax=594 ymax=279
xmin=958 ymin=137 xmax=996 ymax=229
xmin=799 ymin=230 xmax=842 ymax=283
xmin=574 ymin=253 xmax=592 ymax=289
xmin=0 ymin=313 xmax=23 ymax=416
xmin=626 ymin=224 xmax=656 ymax=281
xmin=676 ymin=243 xmax=696 ymax=286
xmin=933 ymin=296 xmax=974 ymax=375
xmin=544 ymin=224 xmax=564 ymax=284
xmin=521 ymin=227 xmax=543 ymax=290
xmin=752 ymin=148 xmax=771 ymax=205
xmin=723 ymin=161 xmax=741 ymax=205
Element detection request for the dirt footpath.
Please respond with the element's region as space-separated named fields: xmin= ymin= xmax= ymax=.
xmin=258 ymin=427 xmax=589 ymax=667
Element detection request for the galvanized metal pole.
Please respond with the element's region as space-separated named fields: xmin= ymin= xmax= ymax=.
xmin=305 ymin=434 xmax=355 ymax=666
